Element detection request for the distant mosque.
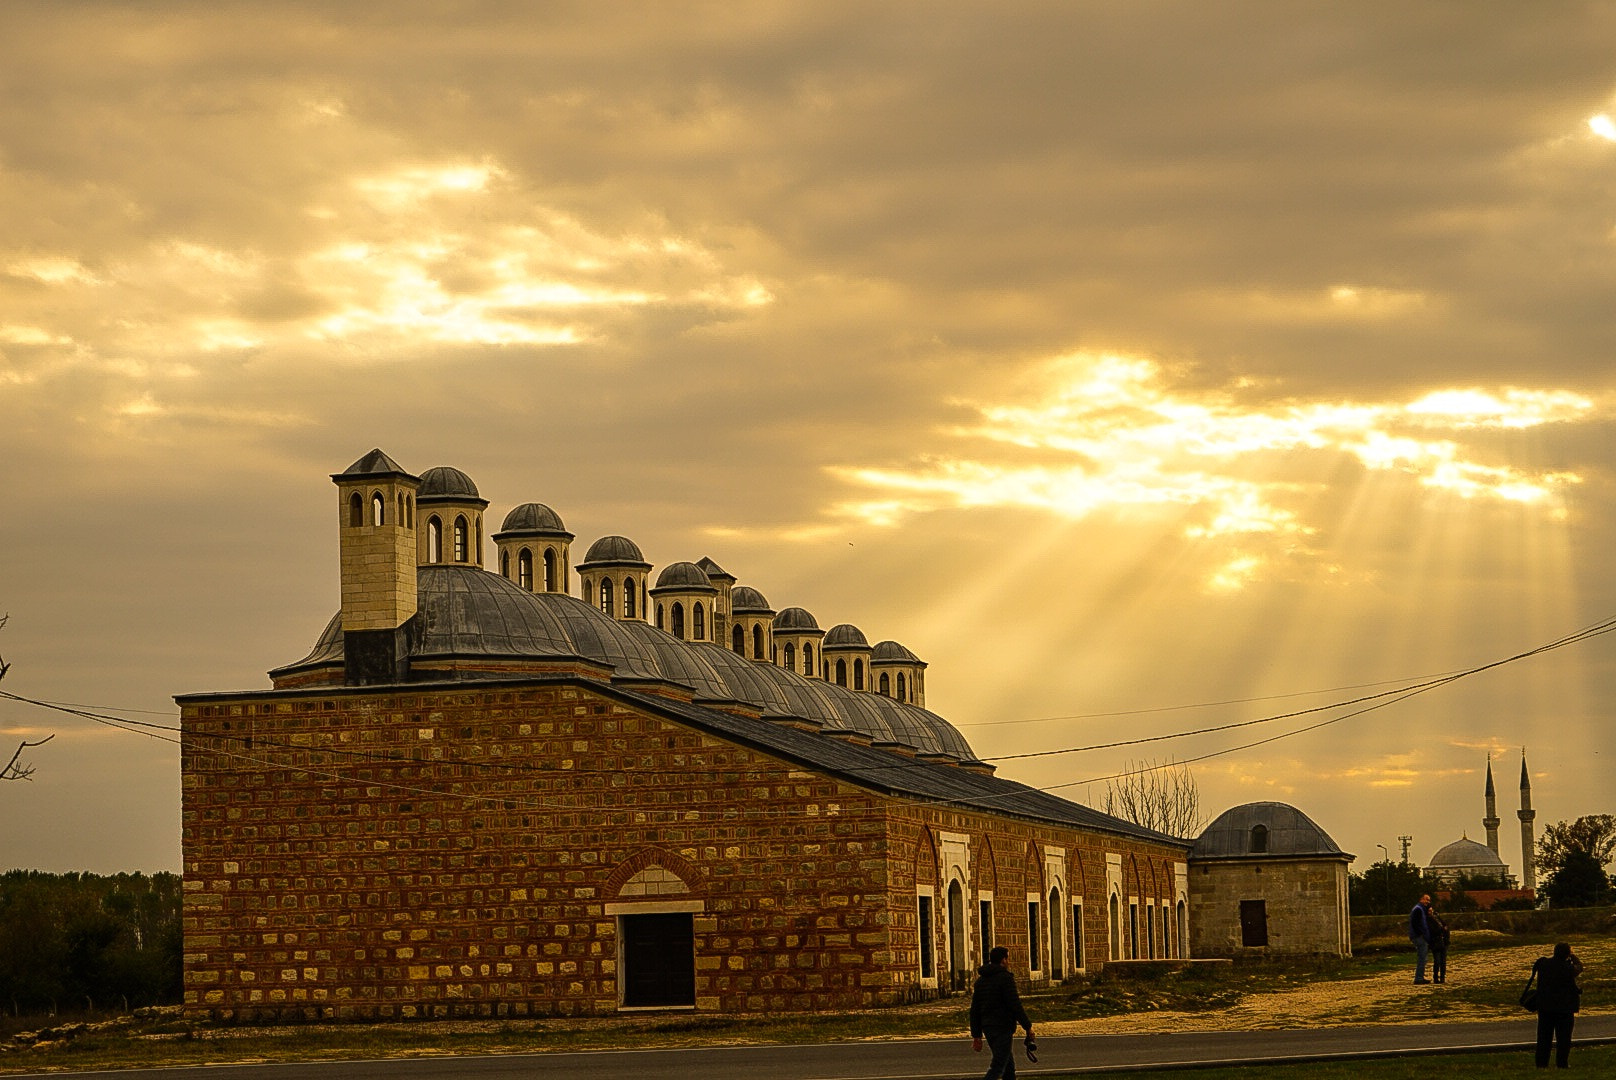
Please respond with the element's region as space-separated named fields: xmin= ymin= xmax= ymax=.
xmin=1424 ymin=754 xmax=1536 ymax=892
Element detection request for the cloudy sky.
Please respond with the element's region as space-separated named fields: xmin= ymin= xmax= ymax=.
xmin=3 ymin=2 xmax=1615 ymax=879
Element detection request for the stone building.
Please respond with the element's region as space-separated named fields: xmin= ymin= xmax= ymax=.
xmin=1187 ymin=802 xmax=1352 ymax=957
xmin=178 ymin=450 xmax=1192 ymax=1021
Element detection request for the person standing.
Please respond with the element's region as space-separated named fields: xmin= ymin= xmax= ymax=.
xmin=1408 ymin=894 xmax=1433 ymax=984
xmin=1428 ymin=905 xmax=1449 ymax=984
xmin=1531 ymin=942 xmax=1583 ymax=1069
xmin=970 ymin=945 xmax=1034 ymax=1080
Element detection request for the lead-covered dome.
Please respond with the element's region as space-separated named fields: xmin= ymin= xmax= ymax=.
xmin=499 ymin=502 xmax=567 ymax=533
xmin=1428 ymin=837 xmax=1506 ymax=871
xmin=654 ymin=561 xmax=715 ymax=590
xmin=581 ymin=535 xmax=647 ymax=565
xmin=731 ymin=586 xmax=772 ymax=613
xmin=1192 ymin=802 xmax=1347 ymax=856
xmin=824 ymin=624 xmax=869 ymax=648
xmin=872 ymin=640 xmax=921 ymax=663
xmin=774 ymin=607 xmax=820 ymax=631
xmin=417 ymin=465 xmax=481 ymax=501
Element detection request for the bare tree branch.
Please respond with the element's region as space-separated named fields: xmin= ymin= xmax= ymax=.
xmin=1 ymin=612 xmax=54 ymax=781
xmin=1101 ymin=758 xmax=1204 ymax=839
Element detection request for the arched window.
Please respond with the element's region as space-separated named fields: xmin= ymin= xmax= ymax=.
xmin=752 ymin=624 xmax=764 ymax=660
xmin=500 ymin=550 xmax=509 ymax=577
xmin=783 ymin=642 xmax=795 ymax=670
xmin=835 ymin=658 xmax=847 ymax=686
xmin=427 ymin=517 xmax=443 ymax=563
xmin=544 ymin=548 xmax=557 ymax=591
xmin=732 ymin=624 xmax=744 ymax=653
xmin=582 ymin=579 xmax=594 ymax=606
xmin=671 ymin=602 xmax=686 ymax=639
xmin=655 ymin=603 xmax=665 ymax=630
xmin=693 ymin=603 xmax=705 ymax=641
xmin=624 ymin=577 xmax=637 ymax=618
xmin=879 ymin=672 xmax=891 ymax=695
xmin=453 ymin=515 xmax=468 ymax=562
xmin=854 ymin=658 xmax=864 ymax=690
xmin=600 ymin=577 xmax=615 ymax=616
xmin=1249 ymin=824 xmax=1269 ymax=854
xmin=803 ymin=643 xmax=814 ymax=676
xmin=372 ymin=491 xmax=385 ymax=526
xmin=396 ymin=492 xmax=405 ymax=526
xmin=518 ymin=548 xmax=533 ymax=590
xmin=405 ymin=495 xmax=414 ymax=528
xmin=348 ymin=492 xmax=363 ymax=527
xmin=897 ymin=672 xmax=908 ymax=701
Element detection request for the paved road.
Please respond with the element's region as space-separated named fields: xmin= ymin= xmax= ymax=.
xmin=11 ymin=1015 xmax=1615 ymax=1079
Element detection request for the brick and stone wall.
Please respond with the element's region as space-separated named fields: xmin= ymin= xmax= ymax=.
xmin=181 ymin=680 xmax=1189 ymax=1020
xmin=1187 ymin=857 xmax=1351 ymax=956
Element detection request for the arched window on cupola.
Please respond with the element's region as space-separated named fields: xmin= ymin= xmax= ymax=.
xmin=600 ymin=577 xmax=615 ymax=616
xmin=671 ymin=602 xmax=686 ymax=639
xmin=500 ymin=550 xmax=509 ymax=577
xmin=879 ymin=672 xmax=890 ymax=695
xmin=624 ymin=578 xmax=637 ymax=618
xmin=752 ymin=624 xmax=764 ymax=660
xmin=544 ymin=548 xmax=557 ymax=591
xmin=897 ymin=673 xmax=908 ymax=702
xmin=783 ymin=642 xmax=795 ymax=670
xmin=427 ymin=517 xmax=443 ymax=563
xmin=803 ymin=643 xmax=814 ymax=676
xmin=453 ymin=515 xmax=469 ymax=562
xmin=854 ymin=659 xmax=864 ymax=691
xmin=372 ymin=492 xmax=385 ymax=526
xmin=732 ymin=624 xmax=744 ymax=653
xmin=835 ymin=658 xmax=847 ymax=687
xmin=1249 ymin=824 xmax=1269 ymax=854
xmin=693 ymin=603 xmax=705 ymax=641
xmin=518 ymin=549 xmax=533 ymax=590
xmin=348 ymin=492 xmax=364 ymax=527
xmin=655 ymin=603 xmax=664 ymax=630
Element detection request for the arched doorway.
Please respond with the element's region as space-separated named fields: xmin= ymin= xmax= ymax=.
xmin=947 ymin=879 xmax=968 ymax=990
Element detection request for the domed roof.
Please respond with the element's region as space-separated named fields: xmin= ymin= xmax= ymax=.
xmin=617 ymin=622 xmax=734 ymax=701
xmin=411 ymin=566 xmax=660 ymax=679
xmin=773 ymin=606 xmax=820 ymax=631
xmin=498 ymin=502 xmax=568 ymax=534
xmin=653 ymin=561 xmax=716 ymax=591
xmin=1191 ymin=801 xmax=1348 ymax=856
xmin=417 ymin=465 xmax=482 ymax=501
xmin=823 ymin=623 xmax=869 ymax=648
xmin=872 ymin=640 xmax=922 ymax=663
xmin=580 ymin=535 xmax=648 ymax=566
xmin=730 ymin=586 xmax=773 ymax=613
xmin=1429 ymin=837 xmax=1506 ymax=870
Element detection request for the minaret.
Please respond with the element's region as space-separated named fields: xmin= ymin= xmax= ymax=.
xmin=1482 ymin=757 xmax=1501 ymax=856
xmin=1518 ymin=752 xmax=1537 ymax=892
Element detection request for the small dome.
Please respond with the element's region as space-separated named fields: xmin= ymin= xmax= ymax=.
xmin=417 ymin=465 xmax=481 ymax=500
xmin=581 ymin=535 xmax=647 ymax=565
xmin=773 ymin=606 xmax=820 ymax=631
xmin=1192 ymin=801 xmax=1347 ymax=856
xmin=872 ymin=640 xmax=921 ymax=663
xmin=500 ymin=502 xmax=567 ymax=533
xmin=824 ymin=623 xmax=869 ymax=648
xmin=654 ymin=561 xmax=716 ymax=590
xmin=730 ymin=586 xmax=773 ymax=613
xmin=696 ymin=556 xmax=734 ymax=581
xmin=1429 ymin=837 xmax=1506 ymax=870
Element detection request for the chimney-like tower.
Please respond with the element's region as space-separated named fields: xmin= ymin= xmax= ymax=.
xmin=1518 ymin=752 xmax=1537 ymax=892
xmin=332 ymin=449 xmax=420 ymax=685
xmin=1483 ymin=757 xmax=1501 ymax=855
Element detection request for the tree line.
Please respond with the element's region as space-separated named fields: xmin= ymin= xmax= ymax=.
xmin=0 ymin=870 xmax=181 ymax=1016
xmin=1348 ymin=814 xmax=1616 ymax=915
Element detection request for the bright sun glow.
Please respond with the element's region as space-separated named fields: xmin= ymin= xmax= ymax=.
xmin=832 ymin=352 xmax=1591 ymax=589
xmin=1590 ymin=114 xmax=1616 ymax=141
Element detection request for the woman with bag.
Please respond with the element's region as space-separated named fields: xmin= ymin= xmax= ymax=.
xmin=1527 ymin=942 xmax=1583 ymax=1069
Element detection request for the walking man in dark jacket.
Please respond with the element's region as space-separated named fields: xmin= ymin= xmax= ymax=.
xmin=970 ymin=946 xmax=1034 ymax=1080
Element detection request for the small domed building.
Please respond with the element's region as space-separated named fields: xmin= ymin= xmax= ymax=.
xmin=1188 ymin=802 xmax=1353 ymax=957
xmin=178 ymin=450 xmax=1195 ymax=1022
